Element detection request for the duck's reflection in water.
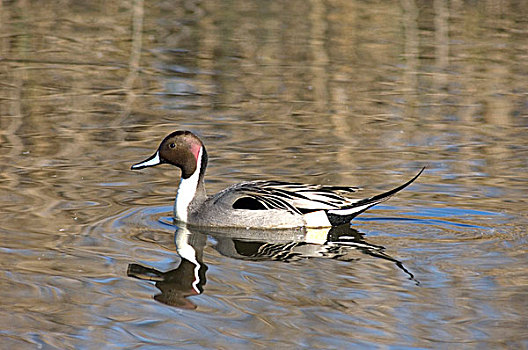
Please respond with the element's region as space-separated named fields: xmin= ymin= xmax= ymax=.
xmin=127 ymin=225 xmax=417 ymax=309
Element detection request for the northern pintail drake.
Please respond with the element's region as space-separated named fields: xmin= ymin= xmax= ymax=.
xmin=131 ymin=130 xmax=424 ymax=229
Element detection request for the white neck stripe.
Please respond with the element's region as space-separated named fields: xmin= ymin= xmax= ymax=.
xmin=174 ymin=147 xmax=202 ymax=222
xmin=175 ymin=228 xmax=202 ymax=294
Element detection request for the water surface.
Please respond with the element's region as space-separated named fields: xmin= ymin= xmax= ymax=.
xmin=1 ymin=0 xmax=527 ymax=348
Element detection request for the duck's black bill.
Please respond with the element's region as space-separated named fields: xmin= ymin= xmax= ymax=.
xmin=131 ymin=152 xmax=162 ymax=170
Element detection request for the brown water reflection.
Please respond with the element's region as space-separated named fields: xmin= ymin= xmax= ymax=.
xmin=1 ymin=0 xmax=527 ymax=348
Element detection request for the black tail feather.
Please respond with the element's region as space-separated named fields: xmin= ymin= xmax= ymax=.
xmin=327 ymin=167 xmax=425 ymax=225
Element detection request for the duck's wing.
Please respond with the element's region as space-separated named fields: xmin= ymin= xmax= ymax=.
xmin=212 ymin=180 xmax=360 ymax=214
xmin=246 ymin=180 xmax=362 ymax=212
xmin=212 ymin=167 xmax=425 ymax=226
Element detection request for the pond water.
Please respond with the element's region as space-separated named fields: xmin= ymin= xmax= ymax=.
xmin=1 ymin=0 xmax=527 ymax=348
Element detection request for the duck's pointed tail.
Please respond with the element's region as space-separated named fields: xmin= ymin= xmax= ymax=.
xmin=326 ymin=167 xmax=425 ymax=226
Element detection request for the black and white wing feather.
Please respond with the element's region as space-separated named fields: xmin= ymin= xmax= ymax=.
xmin=213 ymin=167 xmax=425 ymax=226
xmin=241 ymin=181 xmax=360 ymax=212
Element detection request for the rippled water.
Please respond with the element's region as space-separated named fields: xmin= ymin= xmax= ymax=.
xmin=1 ymin=0 xmax=527 ymax=348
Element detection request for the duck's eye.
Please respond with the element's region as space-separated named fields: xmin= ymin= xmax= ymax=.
xmin=169 ymin=143 xmax=176 ymax=149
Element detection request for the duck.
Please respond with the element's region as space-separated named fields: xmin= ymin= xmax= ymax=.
xmin=131 ymin=130 xmax=424 ymax=229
